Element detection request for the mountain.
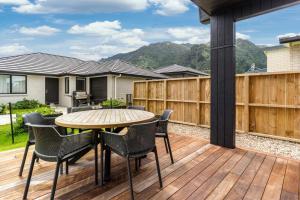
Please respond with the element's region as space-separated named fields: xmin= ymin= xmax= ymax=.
xmin=104 ymin=39 xmax=266 ymax=74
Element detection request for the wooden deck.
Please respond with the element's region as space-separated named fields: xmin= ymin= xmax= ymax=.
xmin=0 ymin=134 xmax=299 ymax=200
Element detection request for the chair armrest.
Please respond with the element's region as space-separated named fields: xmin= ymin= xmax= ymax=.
xmin=157 ymin=119 xmax=168 ymax=133
xmin=103 ymin=132 xmax=127 ymax=156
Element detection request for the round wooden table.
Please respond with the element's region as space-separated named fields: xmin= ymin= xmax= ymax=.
xmin=55 ymin=109 xmax=155 ymax=129
xmin=55 ymin=109 xmax=155 ymax=181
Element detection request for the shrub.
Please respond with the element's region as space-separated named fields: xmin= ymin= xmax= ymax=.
xmin=12 ymin=98 xmax=44 ymax=109
xmin=101 ymin=99 xmax=126 ymax=108
xmin=0 ymin=104 xmax=6 ymax=114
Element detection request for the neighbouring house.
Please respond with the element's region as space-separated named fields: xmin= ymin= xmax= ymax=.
xmin=265 ymin=35 xmax=300 ymax=72
xmin=0 ymin=53 xmax=166 ymax=107
xmin=153 ymin=64 xmax=208 ymax=78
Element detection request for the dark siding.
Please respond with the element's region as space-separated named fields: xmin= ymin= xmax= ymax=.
xmin=210 ymin=10 xmax=236 ymax=148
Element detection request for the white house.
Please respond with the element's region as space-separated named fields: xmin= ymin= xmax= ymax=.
xmin=0 ymin=53 xmax=166 ymax=107
xmin=265 ymin=35 xmax=300 ymax=72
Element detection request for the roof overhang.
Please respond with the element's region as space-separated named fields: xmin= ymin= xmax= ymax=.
xmin=192 ymin=0 xmax=300 ymax=24
xmin=279 ymin=35 xmax=300 ymax=44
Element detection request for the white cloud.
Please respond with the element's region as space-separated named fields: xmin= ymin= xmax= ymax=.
xmin=13 ymin=0 xmax=148 ymax=14
xmin=67 ymin=20 xmax=149 ymax=60
xmin=0 ymin=0 xmax=29 ymax=5
xmin=68 ymin=21 xmax=121 ymax=36
xmin=149 ymin=0 xmax=190 ymax=16
xmin=19 ymin=25 xmax=60 ymax=36
xmin=68 ymin=21 xmax=148 ymax=47
xmin=166 ymin=27 xmax=210 ymax=43
xmin=277 ymin=33 xmax=300 ymax=39
xmin=236 ymin=32 xmax=251 ymax=40
xmin=0 ymin=43 xmax=30 ymax=57
xmin=11 ymin=0 xmax=192 ymax=15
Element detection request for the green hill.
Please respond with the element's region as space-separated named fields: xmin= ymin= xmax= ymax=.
xmin=104 ymin=39 xmax=266 ymax=74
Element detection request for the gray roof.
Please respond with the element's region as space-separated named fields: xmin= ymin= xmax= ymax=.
xmin=264 ymin=45 xmax=287 ymax=51
xmin=0 ymin=53 xmax=84 ymax=75
xmin=69 ymin=60 xmax=167 ymax=78
xmin=154 ymin=64 xmax=208 ymax=76
xmin=0 ymin=53 xmax=165 ymax=79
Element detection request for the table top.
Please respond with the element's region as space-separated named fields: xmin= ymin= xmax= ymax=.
xmin=55 ymin=109 xmax=155 ymax=129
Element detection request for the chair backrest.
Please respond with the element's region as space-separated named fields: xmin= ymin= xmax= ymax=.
xmin=127 ymin=105 xmax=145 ymax=111
xmin=159 ymin=109 xmax=173 ymax=121
xmin=124 ymin=120 xmax=157 ymax=155
xmin=29 ymin=124 xmax=62 ymax=160
xmin=67 ymin=105 xmax=94 ymax=113
xmin=23 ymin=113 xmax=45 ymax=141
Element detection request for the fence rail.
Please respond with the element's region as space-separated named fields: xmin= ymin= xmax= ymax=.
xmin=133 ymin=71 xmax=300 ymax=142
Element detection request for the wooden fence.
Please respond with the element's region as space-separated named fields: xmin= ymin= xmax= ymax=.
xmin=133 ymin=72 xmax=300 ymax=142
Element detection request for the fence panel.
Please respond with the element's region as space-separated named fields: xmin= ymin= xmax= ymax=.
xmin=133 ymin=72 xmax=300 ymax=142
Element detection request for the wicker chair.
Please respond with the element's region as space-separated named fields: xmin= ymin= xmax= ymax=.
xmin=23 ymin=124 xmax=98 ymax=200
xmin=19 ymin=113 xmax=63 ymax=176
xmin=156 ymin=110 xmax=174 ymax=164
xmin=67 ymin=105 xmax=96 ymax=113
xmin=127 ymin=105 xmax=145 ymax=111
xmin=102 ymin=121 xmax=162 ymax=200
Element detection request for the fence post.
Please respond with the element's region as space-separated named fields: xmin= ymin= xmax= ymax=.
xmin=243 ymin=75 xmax=250 ymax=133
xmin=163 ymin=80 xmax=167 ymax=110
xmin=9 ymin=103 xmax=14 ymax=144
xmin=197 ymin=77 xmax=200 ymax=125
xmin=145 ymin=81 xmax=149 ymax=111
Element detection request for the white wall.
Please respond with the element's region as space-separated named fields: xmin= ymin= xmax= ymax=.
xmin=58 ymin=76 xmax=77 ymax=107
xmin=266 ymin=47 xmax=291 ymax=72
xmin=107 ymin=75 xmax=145 ymax=100
xmin=0 ymin=75 xmax=45 ymax=104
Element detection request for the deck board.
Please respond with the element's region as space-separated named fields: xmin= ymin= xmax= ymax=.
xmin=0 ymin=133 xmax=299 ymax=200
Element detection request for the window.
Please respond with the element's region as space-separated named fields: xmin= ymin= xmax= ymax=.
xmin=0 ymin=74 xmax=27 ymax=94
xmin=65 ymin=77 xmax=69 ymax=94
xmin=0 ymin=75 xmax=10 ymax=94
xmin=76 ymin=77 xmax=86 ymax=91
xmin=12 ymin=75 xmax=26 ymax=94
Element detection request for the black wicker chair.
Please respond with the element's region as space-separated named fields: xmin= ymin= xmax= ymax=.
xmin=127 ymin=105 xmax=145 ymax=111
xmin=156 ymin=110 xmax=174 ymax=164
xmin=23 ymin=124 xmax=98 ymax=200
xmin=19 ymin=113 xmax=63 ymax=176
xmin=102 ymin=121 xmax=162 ymax=200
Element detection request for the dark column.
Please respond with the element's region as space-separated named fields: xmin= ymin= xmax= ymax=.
xmin=210 ymin=10 xmax=236 ymax=148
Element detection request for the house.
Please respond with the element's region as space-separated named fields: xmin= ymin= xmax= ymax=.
xmin=153 ymin=64 xmax=208 ymax=78
xmin=0 ymin=53 xmax=165 ymax=107
xmin=265 ymin=35 xmax=300 ymax=72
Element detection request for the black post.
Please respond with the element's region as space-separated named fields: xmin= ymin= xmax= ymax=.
xmin=9 ymin=103 xmax=14 ymax=144
xmin=210 ymin=10 xmax=236 ymax=148
xmin=110 ymin=97 xmax=113 ymax=109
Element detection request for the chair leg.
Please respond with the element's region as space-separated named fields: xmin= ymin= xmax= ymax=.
xmin=23 ymin=152 xmax=36 ymax=200
xmin=153 ymin=147 xmax=163 ymax=188
xmin=100 ymin=133 xmax=104 ymax=186
xmin=60 ymin=162 xmax=64 ymax=175
xmin=135 ymin=158 xmax=139 ymax=172
xmin=50 ymin=161 xmax=61 ymax=200
xmin=19 ymin=141 xmax=30 ymax=176
xmin=126 ymin=157 xmax=135 ymax=200
xmin=65 ymin=160 xmax=69 ymax=175
xmin=163 ymin=138 xmax=169 ymax=153
xmin=165 ymin=135 xmax=174 ymax=164
xmin=94 ymin=143 xmax=99 ymax=185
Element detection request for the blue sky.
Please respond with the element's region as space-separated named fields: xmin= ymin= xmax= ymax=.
xmin=0 ymin=0 xmax=299 ymax=60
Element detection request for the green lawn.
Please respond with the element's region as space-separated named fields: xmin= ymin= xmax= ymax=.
xmin=0 ymin=107 xmax=56 ymax=152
